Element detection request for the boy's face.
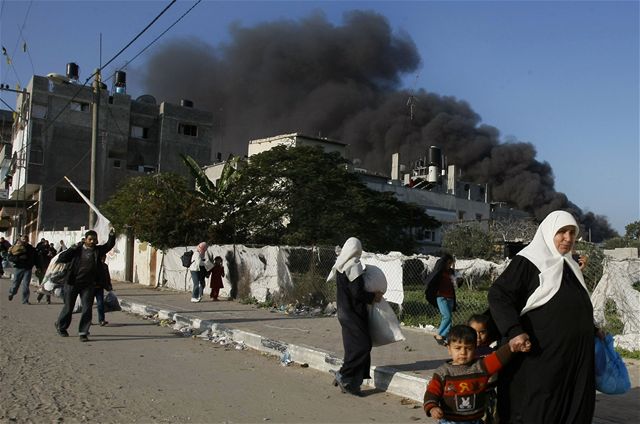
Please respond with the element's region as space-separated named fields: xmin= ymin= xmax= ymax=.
xmin=469 ymin=321 xmax=489 ymax=346
xmin=448 ymin=340 xmax=476 ymax=365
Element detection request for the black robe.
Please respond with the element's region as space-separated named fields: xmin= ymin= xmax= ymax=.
xmin=336 ymin=271 xmax=375 ymax=386
xmin=488 ymin=256 xmax=595 ymax=424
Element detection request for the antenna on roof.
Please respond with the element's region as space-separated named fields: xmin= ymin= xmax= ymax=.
xmin=406 ymin=72 xmax=421 ymax=121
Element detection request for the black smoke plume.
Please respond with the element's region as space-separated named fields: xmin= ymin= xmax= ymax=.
xmin=139 ymin=10 xmax=617 ymax=241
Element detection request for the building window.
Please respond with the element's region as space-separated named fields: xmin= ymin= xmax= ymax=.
xmin=113 ymin=159 xmax=121 ymax=168
xmin=178 ymin=123 xmax=198 ymax=137
xmin=29 ymin=148 xmax=43 ymax=165
xmin=137 ymin=165 xmax=156 ymax=173
xmin=476 ymin=214 xmax=482 ymax=222
xmin=55 ymin=186 xmax=88 ymax=203
xmin=32 ymin=104 xmax=48 ymax=119
xmin=130 ymin=125 xmax=149 ymax=139
xmin=70 ymin=101 xmax=90 ymax=112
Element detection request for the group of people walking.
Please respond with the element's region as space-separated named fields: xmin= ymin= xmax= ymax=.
xmin=329 ymin=210 xmax=603 ymax=424
xmin=188 ymin=242 xmax=225 ymax=303
xmin=4 ymin=229 xmax=116 ymax=343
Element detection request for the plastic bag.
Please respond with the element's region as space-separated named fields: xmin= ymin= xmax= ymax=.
xmin=72 ymin=296 xmax=82 ymax=313
xmin=104 ymin=290 xmax=121 ymax=312
xmin=364 ymin=265 xmax=387 ymax=293
xmin=368 ymin=299 xmax=405 ymax=347
xmin=595 ymin=334 xmax=631 ymax=394
xmin=43 ymin=253 xmax=70 ymax=286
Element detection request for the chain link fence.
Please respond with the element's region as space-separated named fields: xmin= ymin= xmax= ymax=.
xmin=231 ymin=244 xmax=638 ymax=340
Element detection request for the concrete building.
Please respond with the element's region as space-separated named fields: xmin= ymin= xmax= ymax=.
xmin=0 ymin=67 xmax=213 ymax=240
xmin=204 ymin=132 xmax=346 ymax=182
xmin=204 ymin=133 xmax=526 ymax=253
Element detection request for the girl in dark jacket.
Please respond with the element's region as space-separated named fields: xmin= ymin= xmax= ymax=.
xmin=424 ymin=253 xmax=457 ymax=346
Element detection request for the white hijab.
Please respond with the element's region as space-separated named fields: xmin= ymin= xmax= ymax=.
xmin=518 ymin=210 xmax=587 ymax=315
xmin=326 ymin=237 xmax=365 ymax=282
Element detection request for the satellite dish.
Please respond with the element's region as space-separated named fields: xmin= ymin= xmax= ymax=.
xmin=136 ymin=94 xmax=157 ymax=104
xmin=46 ymin=73 xmax=70 ymax=84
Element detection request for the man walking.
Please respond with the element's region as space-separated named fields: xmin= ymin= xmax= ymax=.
xmin=0 ymin=236 xmax=11 ymax=277
xmin=55 ymin=228 xmax=116 ymax=342
xmin=7 ymin=235 xmax=36 ymax=304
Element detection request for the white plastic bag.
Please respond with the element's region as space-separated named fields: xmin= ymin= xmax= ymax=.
xmin=369 ymin=299 xmax=405 ymax=347
xmin=72 ymin=296 xmax=82 ymax=313
xmin=364 ymin=265 xmax=387 ymax=293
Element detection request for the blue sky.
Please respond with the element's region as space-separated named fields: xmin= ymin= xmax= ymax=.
xmin=1 ymin=0 xmax=638 ymax=235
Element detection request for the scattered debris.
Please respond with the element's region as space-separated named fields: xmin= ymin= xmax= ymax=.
xmin=280 ymin=351 xmax=293 ymax=366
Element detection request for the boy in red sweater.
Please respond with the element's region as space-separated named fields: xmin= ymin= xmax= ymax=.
xmin=424 ymin=325 xmax=519 ymax=423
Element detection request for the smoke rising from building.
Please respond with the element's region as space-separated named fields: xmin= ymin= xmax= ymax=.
xmin=139 ymin=10 xmax=616 ymax=241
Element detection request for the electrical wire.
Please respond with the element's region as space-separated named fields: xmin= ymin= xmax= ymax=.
xmin=99 ymin=0 xmax=177 ymax=76
xmin=41 ymin=0 xmax=177 ymax=135
xmin=0 ymin=96 xmax=15 ymax=112
xmin=16 ymin=24 xmax=36 ymax=76
xmin=104 ymin=0 xmax=202 ymax=84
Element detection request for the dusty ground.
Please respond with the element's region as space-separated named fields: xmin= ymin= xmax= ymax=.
xmin=0 ymin=283 xmax=426 ymax=423
xmin=1 ymin=278 xmax=638 ymax=423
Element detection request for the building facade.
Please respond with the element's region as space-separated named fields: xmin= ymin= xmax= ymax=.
xmin=0 ymin=71 xmax=213 ymax=240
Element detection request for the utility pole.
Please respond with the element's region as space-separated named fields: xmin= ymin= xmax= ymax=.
xmin=89 ymin=69 xmax=101 ymax=228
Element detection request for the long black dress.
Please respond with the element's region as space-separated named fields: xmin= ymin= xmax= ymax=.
xmin=488 ymin=256 xmax=595 ymax=424
xmin=336 ymin=271 xmax=375 ymax=388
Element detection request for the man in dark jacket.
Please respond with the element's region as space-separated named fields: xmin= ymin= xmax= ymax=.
xmin=0 ymin=236 xmax=11 ymax=277
xmin=7 ymin=236 xmax=37 ymax=304
xmin=54 ymin=228 xmax=116 ymax=342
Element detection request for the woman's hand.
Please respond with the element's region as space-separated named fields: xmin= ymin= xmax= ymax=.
xmin=578 ymin=255 xmax=588 ymax=271
xmin=373 ymin=291 xmax=384 ymax=303
xmin=509 ymin=333 xmax=532 ymax=352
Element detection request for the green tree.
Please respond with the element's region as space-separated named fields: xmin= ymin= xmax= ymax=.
xmin=602 ymin=220 xmax=640 ymax=250
xmin=101 ymin=173 xmax=211 ymax=249
xmin=181 ymin=153 xmax=244 ymax=242
xmin=227 ymin=145 xmax=438 ymax=253
xmin=442 ymin=224 xmax=494 ymax=259
xmin=625 ymin=221 xmax=640 ymax=240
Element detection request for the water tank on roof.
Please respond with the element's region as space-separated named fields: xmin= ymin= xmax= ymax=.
xmin=136 ymin=94 xmax=157 ymax=104
xmin=180 ymin=99 xmax=194 ymax=108
xmin=66 ymin=62 xmax=79 ymax=80
xmin=427 ymin=146 xmax=442 ymax=183
xmin=115 ymin=71 xmax=126 ymax=94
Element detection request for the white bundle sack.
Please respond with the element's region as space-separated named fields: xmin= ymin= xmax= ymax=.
xmin=369 ymin=299 xmax=405 ymax=347
xmin=363 ymin=265 xmax=404 ymax=346
xmin=363 ymin=265 xmax=387 ymax=293
xmin=43 ymin=280 xmax=56 ymax=292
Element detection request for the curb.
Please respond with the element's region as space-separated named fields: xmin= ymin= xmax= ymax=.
xmin=119 ymin=298 xmax=429 ymax=402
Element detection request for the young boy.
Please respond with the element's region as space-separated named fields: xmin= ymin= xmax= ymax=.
xmin=423 ymin=325 xmax=514 ymax=423
xmin=467 ymin=314 xmax=496 ymax=358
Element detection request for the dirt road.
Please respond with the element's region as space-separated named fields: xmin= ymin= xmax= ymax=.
xmin=0 ymin=287 xmax=425 ymax=423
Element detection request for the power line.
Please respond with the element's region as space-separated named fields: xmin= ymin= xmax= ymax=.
xmin=104 ymin=0 xmax=202 ymax=84
xmin=100 ymin=0 xmax=177 ymax=74
xmin=41 ymin=0 xmax=178 ymax=135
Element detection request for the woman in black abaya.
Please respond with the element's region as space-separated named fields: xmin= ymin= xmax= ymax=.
xmin=488 ymin=210 xmax=598 ymax=424
xmin=327 ymin=237 xmax=382 ymax=396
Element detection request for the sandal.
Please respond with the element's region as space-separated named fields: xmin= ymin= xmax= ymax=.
xmin=434 ymin=335 xmax=448 ymax=346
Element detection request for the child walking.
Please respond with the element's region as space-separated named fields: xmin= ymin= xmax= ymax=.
xmin=467 ymin=314 xmax=497 ymax=358
xmin=468 ymin=314 xmax=499 ymax=424
xmin=424 ymin=325 xmax=521 ymax=424
xmin=209 ymin=256 xmax=224 ymax=301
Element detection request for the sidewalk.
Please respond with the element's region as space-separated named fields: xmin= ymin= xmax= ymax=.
xmin=110 ymin=281 xmax=640 ymax=412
